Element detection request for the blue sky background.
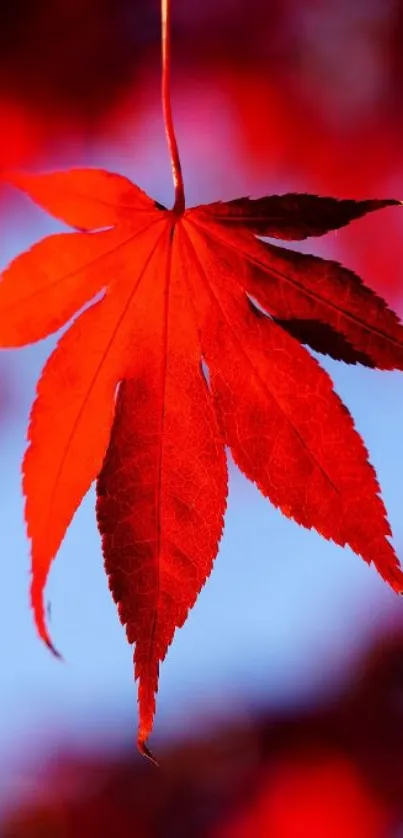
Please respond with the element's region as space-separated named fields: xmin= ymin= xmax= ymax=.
xmin=1 ymin=93 xmax=403 ymax=810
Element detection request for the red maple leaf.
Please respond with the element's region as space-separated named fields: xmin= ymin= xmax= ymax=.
xmin=2 ymin=0 xmax=403 ymax=761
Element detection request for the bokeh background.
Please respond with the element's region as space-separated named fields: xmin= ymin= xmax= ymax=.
xmin=1 ymin=0 xmax=403 ymax=835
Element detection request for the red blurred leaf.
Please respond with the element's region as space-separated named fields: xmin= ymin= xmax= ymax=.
xmin=213 ymin=757 xmax=391 ymax=838
xmin=2 ymin=167 xmax=403 ymax=756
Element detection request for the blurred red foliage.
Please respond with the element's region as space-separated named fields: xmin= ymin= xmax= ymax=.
xmin=0 ymin=1 xmax=400 ymax=178
xmin=4 ymin=632 xmax=403 ymax=837
xmin=213 ymin=757 xmax=391 ymax=838
xmin=0 ymin=1 xmax=402 ymax=296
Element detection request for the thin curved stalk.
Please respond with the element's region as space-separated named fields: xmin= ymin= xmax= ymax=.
xmin=161 ymin=0 xmax=185 ymax=213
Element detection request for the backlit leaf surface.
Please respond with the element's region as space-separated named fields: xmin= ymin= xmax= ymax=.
xmin=2 ymin=168 xmax=403 ymax=756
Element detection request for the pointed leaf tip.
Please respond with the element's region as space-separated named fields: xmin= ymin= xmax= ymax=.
xmin=45 ymin=638 xmax=63 ymax=661
xmin=30 ymin=579 xmax=63 ymax=659
xmin=137 ymin=736 xmax=160 ymax=767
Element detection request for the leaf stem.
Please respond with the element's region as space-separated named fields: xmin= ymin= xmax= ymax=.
xmin=161 ymin=0 xmax=185 ymax=213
